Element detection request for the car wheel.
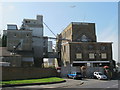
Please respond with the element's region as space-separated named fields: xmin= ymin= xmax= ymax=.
xmin=73 ymin=77 xmax=75 ymax=79
xmin=98 ymin=77 xmax=101 ymax=80
xmin=80 ymin=78 xmax=82 ymax=80
xmin=67 ymin=75 xmax=69 ymax=78
xmin=94 ymin=76 xmax=97 ymax=79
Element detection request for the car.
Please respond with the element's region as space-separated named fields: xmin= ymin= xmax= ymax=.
xmin=67 ymin=72 xmax=82 ymax=79
xmin=93 ymin=72 xmax=107 ymax=80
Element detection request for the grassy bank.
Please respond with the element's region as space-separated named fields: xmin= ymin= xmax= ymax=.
xmin=1 ymin=77 xmax=64 ymax=86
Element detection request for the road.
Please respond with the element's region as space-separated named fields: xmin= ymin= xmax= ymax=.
xmin=2 ymin=78 xmax=119 ymax=90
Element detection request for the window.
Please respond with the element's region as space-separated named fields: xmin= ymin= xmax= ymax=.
xmin=26 ymin=34 xmax=29 ymax=37
xmin=101 ymin=53 xmax=107 ymax=59
xmin=25 ymin=21 xmax=30 ymax=23
xmin=7 ymin=25 xmax=18 ymax=30
xmin=76 ymin=46 xmax=82 ymax=51
xmin=89 ymin=53 xmax=95 ymax=59
xmin=76 ymin=53 xmax=82 ymax=59
xmin=88 ymin=45 xmax=94 ymax=50
xmin=101 ymin=46 xmax=106 ymax=50
xmin=81 ymin=35 xmax=88 ymax=42
xmin=64 ymin=46 xmax=66 ymax=52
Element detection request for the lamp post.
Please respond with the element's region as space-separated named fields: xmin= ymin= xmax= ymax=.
xmin=70 ymin=64 xmax=72 ymax=73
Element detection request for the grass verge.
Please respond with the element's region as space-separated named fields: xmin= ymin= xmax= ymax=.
xmin=0 ymin=77 xmax=64 ymax=86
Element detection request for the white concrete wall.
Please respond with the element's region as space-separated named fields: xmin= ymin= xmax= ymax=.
xmin=30 ymin=27 xmax=43 ymax=36
xmin=32 ymin=37 xmax=44 ymax=58
xmin=22 ymin=15 xmax=45 ymax=59
xmin=37 ymin=15 xmax=43 ymax=25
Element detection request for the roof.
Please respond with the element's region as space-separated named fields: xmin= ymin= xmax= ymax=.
xmin=0 ymin=47 xmax=33 ymax=57
xmin=23 ymin=15 xmax=43 ymax=21
xmin=23 ymin=19 xmax=36 ymax=21
xmin=7 ymin=29 xmax=32 ymax=31
xmin=71 ymin=22 xmax=95 ymax=25
xmin=61 ymin=22 xmax=95 ymax=34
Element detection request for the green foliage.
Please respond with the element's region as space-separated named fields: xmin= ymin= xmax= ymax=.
xmin=2 ymin=35 xmax=7 ymax=47
xmin=1 ymin=77 xmax=64 ymax=85
xmin=0 ymin=37 xmax=2 ymax=47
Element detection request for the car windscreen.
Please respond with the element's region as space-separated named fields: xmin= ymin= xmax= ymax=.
xmin=99 ymin=73 xmax=103 ymax=75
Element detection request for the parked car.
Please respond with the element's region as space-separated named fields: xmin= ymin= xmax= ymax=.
xmin=93 ymin=72 xmax=107 ymax=80
xmin=67 ymin=72 xmax=82 ymax=79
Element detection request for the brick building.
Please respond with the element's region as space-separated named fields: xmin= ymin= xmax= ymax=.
xmin=56 ymin=22 xmax=114 ymax=68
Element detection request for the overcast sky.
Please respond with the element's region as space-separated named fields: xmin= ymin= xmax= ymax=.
xmin=0 ymin=2 xmax=118 ymax=62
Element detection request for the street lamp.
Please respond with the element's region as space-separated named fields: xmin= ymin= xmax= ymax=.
xmin=70 ymin=64 xmax=73 ymax=73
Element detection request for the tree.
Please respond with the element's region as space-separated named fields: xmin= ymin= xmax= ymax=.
xmin=2 ymin=35 xmax=7 ymax=47
xmin=0 ymin=37 xmax=2 ymax=47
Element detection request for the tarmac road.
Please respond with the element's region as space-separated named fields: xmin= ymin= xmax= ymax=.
xmin=2 ymin=78 xmax=120 ymax=90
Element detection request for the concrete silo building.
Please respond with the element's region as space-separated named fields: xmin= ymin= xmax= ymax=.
xmin=21 ymin=15 xmax=48 ymax=67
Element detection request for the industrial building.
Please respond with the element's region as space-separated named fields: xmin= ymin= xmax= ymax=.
xmin=1 ymin=15 xmax=49 ymax=67
xmin=1 ymin=24 xmax=34 ymax=67
xmin=21 ymin=15 xmax=48 ymax=67
xmin=0 ymin=15 xmax=56 ymax=67
xmin=0 ymin=16 xmax=115 ymax=71
xmin=56 ymin=22 xmax=115 ymax=76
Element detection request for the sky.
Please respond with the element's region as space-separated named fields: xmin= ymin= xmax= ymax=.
xmin=0 ymin=2 xmax=118 ymax=62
